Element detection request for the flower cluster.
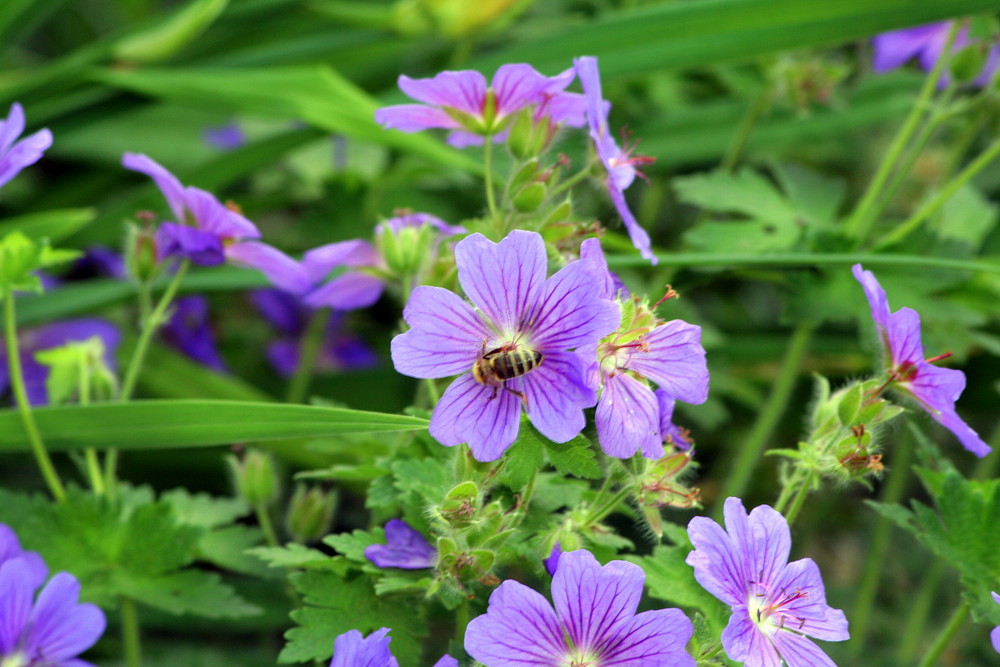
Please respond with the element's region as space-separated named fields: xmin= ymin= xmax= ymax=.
xmin=0 ymin=524 xmax=105 ymax=666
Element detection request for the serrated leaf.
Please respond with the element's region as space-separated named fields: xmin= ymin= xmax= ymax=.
xmin=197 ymin=525 xmax=271 ymax=577
xmin=543 ymin=434 xmax=602 ymax=480
xmin=501 ymin=428 xmax=545 ymax=491
xmin=161 ymin=488 xmax=248 ymax=529
xmin=115 ymin=569 xmax=260 ymax=618
xmin=247 ymin=543 xmax=342 ymax=571
xmin=323 ymin=528 xmax=384 ymax=566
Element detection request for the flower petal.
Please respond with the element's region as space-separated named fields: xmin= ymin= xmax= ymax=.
xmin=364 ymin=519 xmax=436 ymax=570
xmin=122 ymin=153 xmax=188 ymax=224
xmin=884 ymin=306 xmax=923 ymax=366
xmin=625 ymin=320 xmax=708 ymax=404
xmin=455 ymin=231 xmax=546 ymax=334
xmin=428 ymin=373 xmax=521 ymax=461
xmin=551 ymin=550 xmax=644 ymax=653
xmin=608 ymin=176 xmax=656 ymax=264
xmin=374 ymin=104 xmax=461 ymax=133
xmin=685 ymin=515 xmax=748 ymax=607
xmin=0 ymin=103 xmax=26 ymax=155
xmin=491 ymin=64 xmax=551 ymax=119
xmin=0 ymin=558 xmax=37 ymax=654
xmin=0 ymin=128 xmax=52 ymax=190
xmin=927 ymin=402 xmax=991 ymax=458
xmin=721 ymin=610 xmax=782 ymax=667
xmin=225 ymin=241 xmax=310 ymax=294
xmin=521 ymin=351 xmax=596 ymax=443
xmin=871 ymin=24 xmax=944 ymax=73
xmin=331 ymin=628 xmax=398 ymax=667
xmin=184 ymin=186 xmax=260 ymax=240
xmin=155 ymin=223 xmax=226 ymax=266
xmin=727 ymin=499 xmax=791 ymax=591
xmin=852 ymin=264 xmax=892 ymax=347
xmin=527 ymin=256 xmax=620 ymax=350
xmin=250 ymin=289 xmax=306 ymax=336
xmin=391 ymin=286 xmax=489 ymax=379
xmin=398 ymin=71 xmax=487 ymax=117
xmin=770 ymin=631 xmax=838 ymax=667
xmin=303 ymin=272 xmax=384 ymax=311
xmin=302 ymin=239 xmax=379 ymax=283
xmin=770 ymin=558 xmax=848 ymax=638
xmin=601 ymin=608 xmax=695 ymax=666
xmin=27 ymin=572 xmax=106 ymax=661
xmin=596 ymin=372 xmax=662 ymax=459
xmin=465 ymin=580 xmax=566 ymax=666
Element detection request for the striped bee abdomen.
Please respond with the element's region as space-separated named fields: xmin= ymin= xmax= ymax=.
xmin=473 ymin=347 xmax=543 ymax=385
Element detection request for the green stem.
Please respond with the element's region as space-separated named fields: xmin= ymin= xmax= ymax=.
xmin=583 ymin=485 xmax=632 ymax=527
xmin=916 ymin=601 xmax=969 ymax=667
xmin=896 ymin=558 xmax=946 ymax=664
xmin=77 ymin=359 xmax=105 ymax=496
xmin=604 ymin=252 xmax=1000 ymax=275
xmin=550 ymin=166 xmax=594 ymax=198
xmin=873 ymin=137 xmax=1000 ymax=250
xmin=849 ymin=429 xmax=915 ymax=654
xmin=121 ymin=596 xmax=142 ymax=667
xmin=778 ymin=470 xmax=815 ymax=526
xmin=716 ymin=321 xmax=814 ymax=515
xmin=3 ymin=287 xmax=66 ymax=502
xmin=483 ymin=137 xmax=500 ymax=232
xmin=844 ymin=22 xmax=958 ymax=244
xmin=103 ymin=448 xmax=119 ymax=500
xmin=721 ymin=82 xmax=771 ymax=172
xmin=255 ymin=502 xmax=280 ymax=547
xmin=285 ymin=308 xmax=332 ymax=404
xmin=120 ymin=262 xmax=189 ymax=401
xmin=424 ymin=378 xmax=440 ymax=406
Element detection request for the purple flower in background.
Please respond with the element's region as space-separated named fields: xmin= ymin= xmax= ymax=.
xmin=67 ymin=246 xmax=127 ymax=281
xmin=299 ymin=239 xmax=385 ymax=311
xmin=657 ymin=389 xmax=694 ymax=451
xmin=161 ymin=295 xmax=227 ymax=371
xmin=852 ymin=264 xmax=990 ymax=457
xmin=330 ymin=628 xmax=456 ymax=667
xmin=250 ymin=289 xmax=377 ymax=376
xmin=579 ymin=237 xmax=627 ymax=299
xmin=375 ymin=211 xmax=465 ymax=239
xmin=991 ymin=591 xmax=1000 ymax=653
xmin=364 ymin=519 xmax=435 ymax=569
xmin=575 ymin=56 xmax=657 ymax=264
xmin=391 ymin=230 xmax=619 ymax=461
xmin=543 ymin=542 xmax=562 ymax=576
xmin=123 ymin=153 xmax=307 ymax=293
xmin=203 ymin=121 xmax=246 ymax=151
xmin=0 ymin=524 xmax=106 ymax=667
xmin=375 ymin=64 xmax=582 ymax=147
xmin=465 ymin=549 xmax=695 ymax=666
xmin=873 ymin=21 xmax=1000 ymax=87
xmin=0 ymin=102 xmax=53 ymax=190
xmin=0 ymin=319 xmax=120 ymax=406
xmin=687 ymin=497 xmax=849 ymax=667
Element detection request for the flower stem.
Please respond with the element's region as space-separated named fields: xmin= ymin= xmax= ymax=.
xmin=285 ymin=308 xmax=331 ymax=404
xmin=3 ymin=287 xmax=66 ymax=502
xmin=550 ymin=166 xmax=593 ymax=198
xmin=120 ymin=262 xmax=190 ymax=401
xmin=583 ymin=484 xmax=632 ymax=527
xmin=873 ymin=137 xmax=1000 ymax=250
xmin=483 ymin=137 xmax=500 ymax=232
xmin=916 ymin=600 xmax=969 ymax=667
xmin=121 ymin=596 xmax=142 ymax=667
xmin=896 ymin=558 xmax=946 ymax=664
xmin=716 ymin=321 xmax=814 ymax=515
xmin=255 ymin=502 xmax=280 ymax=547
xmin=721 ymin=81 xmax=771 ymax=172
xmin=844 ymin=22 xmax=959 ymax=245
xmin=778 ymin=470 xmax=815 ymax=526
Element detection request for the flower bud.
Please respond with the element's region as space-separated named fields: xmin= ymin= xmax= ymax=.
xmin=226 ymin=449 xmax=278 ymax=507
xmin=125 ymin=222 xmax=161 ymax=283
xmin=506 ymin=111 xmax=546 ymax=160
xmin=512 ymin=182 xmax=547 ymax=213
xmin=949 ymin=43 xmax=989 ymax=85
xmin=285 ymin=484 xmax=337 ymax=543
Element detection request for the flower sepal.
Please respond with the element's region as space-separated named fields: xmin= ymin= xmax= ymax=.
xmin=285 ymin=485 xmax=337 ymax=543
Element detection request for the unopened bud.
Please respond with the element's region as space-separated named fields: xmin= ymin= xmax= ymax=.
xmin=512 ymin=182 xmax=547 ymax=213
xmin=226 ymin=449 xmax=278 ymax=506
xmin=125 ymin=223 xmax=161 ymax=283
xmin=285 ymin=484 xmax=337 ymax=543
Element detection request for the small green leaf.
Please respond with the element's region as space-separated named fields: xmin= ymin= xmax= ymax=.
xmin=324 ymin=528 xmax=384 ymax=566
xmin=113 ymin=0 xmax=229 ymax=63
xmin=543 ymin=433 xmax=602 ymax=480
xmin=501 ymin=428 xmax=545 ymax=490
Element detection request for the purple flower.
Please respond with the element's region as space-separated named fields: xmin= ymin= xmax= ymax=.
xmin=686 ymin=497 xmax=849 ymax=667
xmin=375 ymin=64 xmax=582 ymax=147
xmin=363 ymin=519 xmax=435 ymax=569
xmin=330 ymin=628 xmax=456 ymax=667
xmin=852 ymin=264 xmax=990 ymax=457
xmin=574 ymin=57 xmax=657 ymax=264
xmin=250 ymin=289 xmax=378 ymax=376
xmin=0 ymin=102 xmax=53 ymax=190
xmin=299 ymin=240 xmax=385 ymax=311
xmin=543 ymin=542 xmax=562 ymax=576
xmin=873 ymin=21 xmax=1000 ymax=87
xmin=375 ymin=211 xmax=465 ymax=239
xmin=465 ymin=549 xmax=695 ymax=666
xmin=1 ymin=319 xmax=120 ymax=406
xmin=161 ymin=295 xmax=227 ymax=371
xmin=202 ymin=122 xmax=246 ymax=151
xmin=0 ymin=524 xmax=106 ymax=667
xmin=657 ymin=389 xmax=694 ymax=451
xmin=391 ymin=230 xmax=619 ymax=461
xmin=122 ymin=153 xmax=308 ymax=293
xmin=992 ymin=591 xmax=1000 ymax=653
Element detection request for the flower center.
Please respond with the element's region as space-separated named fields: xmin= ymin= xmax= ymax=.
xmin=747 ymin=583 xmax=810 ymax=634
xmin=0 ymin=651 xmax=28 ymax=667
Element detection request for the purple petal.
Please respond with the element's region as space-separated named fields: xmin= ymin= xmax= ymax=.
xmin=884 ymin=307 xmax=923 ymax=366
xmin=602 ymin=608 xmax=695 ymax=666
xmin=608 ymin=177 xmax=656 ymax=264
xmin=202 ymin=122 xmax=245 ymax=151
xmin=376 ymin=212 xmax=465 ymax=238
xmin=363 ymin=519 xmax=435 ymax=569
xmin=391 ymin=286 xmax=490 ymax=379
xmin=544 ymin=542 xmax=562 ymax=577
xmin=521 ymin=351 xmax=596 ymax=443
xmin=578 ymin=237 xmax=622 ymax=300
xmin=726 ymin=499 xmax=791 ymax=592
xmin=491 ymin=64 xmax=551 ymax=119
xmin=973 ymin=44 xmax=1000 ymax=87
xmin=625 ymin=320 xmax=708 ymax=404
xmin=374 ymin=104 xmax=461 ymax=133
xmin=0 ymin=103 xmax=26 ymax=155
xmin=551 ymin=550 xmax=643 ymax=652
xmin=447 ymin=129 xmax=507 ymax=148
xmin=455 ymin=231 xmax=547 ymax=334
xmin=992 ymin=626 xmax=1000 ymax=654
xmin=398 ymin=71 xmax=487 ymax=117
xmin=266 ymin=340 xmax=300 ymax=377
xmin=122 ymin=153 xmax=188 ymax=224
xmin=721 ymin=610 xmax=782 ymax=667
xmin=0 ymin=127 xmax=52 ymax=190
xmin=770 ymin=558 xmax=848 ymax=639
xmin=302 ymin=239 xmax=379 ymax=283
xmin=155 ymin=222 xmax=225 ymax=266
xmin=0 ymin=558 xmax=36 ymax=654
xmin=656 ymin=390 xmax=693 ymax=451
xmin=183 ymin=186 xmax=260 ymax=240
xmin=330 ymin=628 xmax=399 ymax=667
xmin=596 ymin=372 xmax=663 ymax=459
xmin=428 ymin=373 xmax=521 ymax=461
xmin=432 ymin=656 xmax=458 ymax=667
xmin=770 ymin=631 xmax=838 ymax=667
xmin=526 ymin=256 xmax=620 ymax=351
xmin=537 ymin=90 xmax=588 ymax=127
xmin=250 ymin=289 xmax=307 ymax=336
xmin=852 ymin=264 xmax=891 ymax=343
xmin=464 ymin=580 xmax=566 ymax=666
xmin=28 ymin=572 xmax=106 ymax=661
xmin=303 ymin=271 xmax=385 ymax=311
xmin=225 ymin=241 xmax=310 ymax=294
xmin=925 ymin=402 xmax=991 ymax=458
xmin=871 ymin=23 xmax=946 ymax=73
xmin=161 ymin=295 xmax=227 ymax=371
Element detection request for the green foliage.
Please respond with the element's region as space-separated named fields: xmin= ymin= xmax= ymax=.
xmin=34 ymin=338 xmax=118 ymax=405
xmin=0 ymin=208 xmax=95 ymax=242
xmin=0 ymin=232 xmax=78 ymax=295
xmin=543 ymin=433 xmax=603 ymax=480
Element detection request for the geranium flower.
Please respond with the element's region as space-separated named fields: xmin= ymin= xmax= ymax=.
xmin=0 ymin=319 xmax=120 ymax=406
xmin=364 ymin=519 xmax=436 ymax=570
xmin=465 ymin=549 xmax=695 ymax=666
xmin=122 ymin=153 xmax=307 ymax=293
xmin=686 ymin=497 xmax=849 ymax=666
xmin=391 ymin=230 xmax=619 ymax=461
xmin=574 ymin=56 xmax=657 ymax=264
xmin=375 ymin=64 xmax=582 ymax=147
xmin=852 ymin=264 xmax=990 ymax=457
xmin=330 ymin=628 xmax=456 ymax=667
xmin=0 ymin=102 xmax=52 ymax=190
xmin=0 ymin=524 xmax=105 ymax=667
xmin=872 ymin=21 xmax=1000 ymax=87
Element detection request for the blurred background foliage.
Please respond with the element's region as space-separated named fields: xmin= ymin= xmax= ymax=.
xmin=2 ymin=0 xmax=1000 ymax=665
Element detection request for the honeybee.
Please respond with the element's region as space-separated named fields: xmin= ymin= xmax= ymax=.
xmin=472 ymin=344 xmax=543 ymax=403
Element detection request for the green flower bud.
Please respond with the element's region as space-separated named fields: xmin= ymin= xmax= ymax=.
xmin=125 ymin=222 xmax=161 ymax=283
xmin=226 ymin=449 xmax=278 ymax=507
xmin=285 ymin=484 xmax=337 ymax=543
xmin=950 ymin=43 xmax=989 ymax=85
xmin=512 ymin=182 xmax=547 ymax=213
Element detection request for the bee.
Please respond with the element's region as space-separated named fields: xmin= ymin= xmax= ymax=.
xmin=472 ymin=345 xmax=543 ymax=403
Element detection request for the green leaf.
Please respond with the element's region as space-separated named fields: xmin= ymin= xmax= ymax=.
xmin=248 ymin=543 xmax=341 ymax=571
xmin=501 ymin=427 xmax=545 ymax=491
xmin=0 ymin=232 xmax=78 ymax=294
xmin=0 ymin=400 xmax=429 ymax=452
xmin=116 ymin=569 xmax=260 ymax=618
xmin=543 ymin=433 xmax=602 ymax=480
xmin=931 ymin=184 xmax=998 ymax=250
xmin=323 ymin=527 xmax=385 ymax=566
xmin=113 ymin=0 xmax=230 ymax=64
xmin=0 ymin=207 xmax=95 ymax=242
